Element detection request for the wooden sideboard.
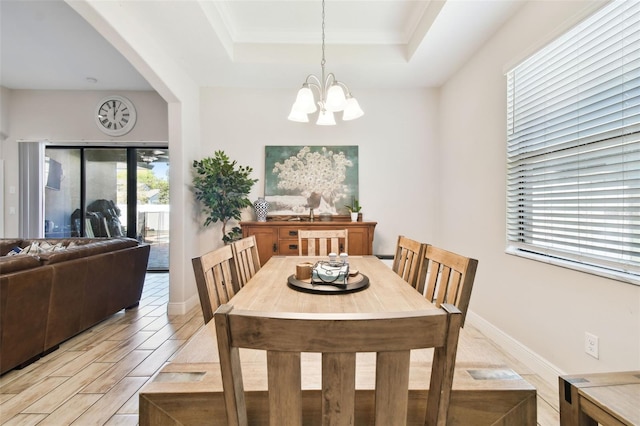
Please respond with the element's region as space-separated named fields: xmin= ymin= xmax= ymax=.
xmin=240 ymin=220 xmax=377 ymax=265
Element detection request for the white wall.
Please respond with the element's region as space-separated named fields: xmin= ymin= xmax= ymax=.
xmin=0 ymin=86 xmax=10 ymax=236
xmin=1 ymin=89 xmax=168 ymax=236
xmin=0 ymin=86 xmax=10 ymax=148
xmin=439 ymin=0 xmax=640 ymax=380
xmin=198 ymin=87 xmax=440 ymax=256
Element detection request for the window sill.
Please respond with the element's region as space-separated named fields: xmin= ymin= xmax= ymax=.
xmin=505 ymin=246 xmax=640 ymax=287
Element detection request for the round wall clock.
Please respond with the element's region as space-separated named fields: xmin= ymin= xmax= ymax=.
xmin=95 ymin=95 xmax=137 ymax=136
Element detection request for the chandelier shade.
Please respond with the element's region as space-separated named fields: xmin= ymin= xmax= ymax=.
xmin=316 ymin=110 xmax=336 ymax=126
xmin=288 ymin=0 xmax=363 ymax=125
xmin=287 ymin=106 xmax=310 ymax=123
xmin=342 ymin=96 xmax=364 ymax=121
xmin=325 ymin=84 xmax=347 ymax=112
xmin=292 ymin=86 xmax=317 ymax=114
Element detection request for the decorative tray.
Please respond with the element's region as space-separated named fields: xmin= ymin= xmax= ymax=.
xmin=287 ymin=273 xmax=369 ymax=294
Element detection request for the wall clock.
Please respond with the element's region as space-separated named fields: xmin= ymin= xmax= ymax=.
xmin=95 ymin=95 xmax=137 ymax=136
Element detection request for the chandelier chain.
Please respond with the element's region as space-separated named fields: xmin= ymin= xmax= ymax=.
xmin=287 ymin=0 xmax=363 ymax=124
xmin=321 ymin=0 xmax=326 ymax=68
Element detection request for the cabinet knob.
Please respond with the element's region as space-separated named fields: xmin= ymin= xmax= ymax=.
xmin=273 ymin=244 xmax=277 ymax=252
xmin=289 ymin=244 xmax=298 ymax=250
xmin=289 ymin=230 xmax=298 ymax=237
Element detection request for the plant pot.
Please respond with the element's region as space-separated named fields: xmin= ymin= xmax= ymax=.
xmin=350 ymin=212 xmax=359 ymax=222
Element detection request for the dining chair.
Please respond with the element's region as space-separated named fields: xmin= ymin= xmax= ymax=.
xmin=391 ymin=235 xmax=424 ymax=289
xmin=416 ymin=245 xmax=478 ymax=326
xmin=191 ymin=245 xmax=238 ymax=324
xmin=231 ymin=235 xmax=261 ymax=288
xmin=214 ymin=303 xmax=463 ymax=426
xmin=297 ymin=229 xmax=348 ymax=256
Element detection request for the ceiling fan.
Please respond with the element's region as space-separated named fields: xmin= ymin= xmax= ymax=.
xmin=139 ymin=149 xmax=169 ymax=164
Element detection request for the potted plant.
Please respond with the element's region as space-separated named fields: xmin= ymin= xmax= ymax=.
xmin=346 ymin=198 xmax=362 ymax=222
xmin=192 ymin=150 xmax=258 ymax=243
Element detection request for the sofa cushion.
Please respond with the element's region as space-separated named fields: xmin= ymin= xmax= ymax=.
xmin=8 ymin=241 xmax=67 ymax=257
xmin=38 ymin=238 xmax=139 ymax=265
xmin=0 ymin=255 xmax=41 ymax=274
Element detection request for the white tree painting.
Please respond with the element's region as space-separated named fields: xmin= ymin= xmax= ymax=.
xmin=265 ymin=146 xmax=359 ymax=215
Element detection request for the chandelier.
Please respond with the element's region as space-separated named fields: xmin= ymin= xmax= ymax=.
xmin=288 ymin=0 xmax=364 ymax=125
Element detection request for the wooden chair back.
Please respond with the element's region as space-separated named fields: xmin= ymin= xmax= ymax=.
xmin=391 ymin=235 xmax=424 ymax=288
xmin=297 ymin=229 xmax=348 ymax=256
xmin=231 ymin=236 xmax=261 ymax=288
xmin=191 ymin=245 xmax=238 ymax=324
xmin=416 ymin=245 xmax=478 ymax=326
xmin=214 ymin=304 xmax=463 ymax=426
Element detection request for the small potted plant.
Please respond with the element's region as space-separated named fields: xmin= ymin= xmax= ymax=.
xmin=346 ymin=198 xmax=362 ymax=222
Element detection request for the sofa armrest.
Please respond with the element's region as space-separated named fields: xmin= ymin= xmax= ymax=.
xmin=0 ymin=239 xmax=25 ymax=256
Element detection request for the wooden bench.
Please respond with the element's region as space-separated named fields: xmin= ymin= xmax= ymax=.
xmin=139 ymin=323 xmax=537 ymax=425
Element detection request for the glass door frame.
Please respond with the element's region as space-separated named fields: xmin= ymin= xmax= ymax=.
xmin=41 ymin=143 xmax=169 ymax=271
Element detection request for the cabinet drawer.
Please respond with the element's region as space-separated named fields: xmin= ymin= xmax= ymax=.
xmin=279 ymin=228 xmax=301 ymax=239
xmin=278 ymin=239 xmax=300 ymax=255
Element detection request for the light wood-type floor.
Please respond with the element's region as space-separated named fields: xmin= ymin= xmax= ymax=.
xmin=0 ymin=273 xmax=560 ymax=425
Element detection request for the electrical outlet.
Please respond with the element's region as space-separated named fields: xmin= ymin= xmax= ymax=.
xmin=585 ymin=332 xmax=599 ymax=359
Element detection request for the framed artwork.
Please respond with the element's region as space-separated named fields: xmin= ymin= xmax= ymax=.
xmin=265 ymin=145 xmax=359 ymax=216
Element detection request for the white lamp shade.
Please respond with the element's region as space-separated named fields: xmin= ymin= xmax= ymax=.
xmin=342 ymin=97 xmax=364 ymax=121
xmin=316 ymin=110 xmax=336 ymax=126
xmin=293 ymin=87 xmax=317 ymax=114
xmin=325 ymin=84 xmax=347 ymax=112
xmin=288 ymin=107 xmax=309 ymax=122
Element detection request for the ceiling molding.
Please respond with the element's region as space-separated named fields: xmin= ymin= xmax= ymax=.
xmin=407 ymin=0 xmax=447 ymax=60
xmin=199 ymin=0 xmax=235 ymax=60
xmin=1 ymin=0 xmax=527 ymax=91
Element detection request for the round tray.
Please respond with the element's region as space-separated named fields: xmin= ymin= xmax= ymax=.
xmin=287 ymin=273 xmax=369 ymax=294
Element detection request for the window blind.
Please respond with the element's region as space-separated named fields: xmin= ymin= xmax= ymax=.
xmin=506 ymin=0 xmax=640 ymax=279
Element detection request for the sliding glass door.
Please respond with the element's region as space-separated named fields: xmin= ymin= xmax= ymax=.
xmin=44 ymin=146 xmax=169 ymax=270
xmin=136 ymin=149 xmax=170 ymax=270
xmin=43 ymin=148 xmax=81 ymax=237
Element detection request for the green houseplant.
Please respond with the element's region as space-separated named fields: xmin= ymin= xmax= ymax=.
xmin=345 ymin=198 xmax=362 ymax=221
xmin=192 ymin=151 xmax=257 ymax=243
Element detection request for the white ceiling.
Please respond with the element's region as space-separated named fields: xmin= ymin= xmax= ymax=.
xmin=0 ymin=0 xmax=525 ymax=92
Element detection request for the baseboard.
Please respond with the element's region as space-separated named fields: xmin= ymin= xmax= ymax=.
xmin=466 ymin=310 xmax=565 ymax=388
xmin=167 ymin=293 xmax=200 ymax=316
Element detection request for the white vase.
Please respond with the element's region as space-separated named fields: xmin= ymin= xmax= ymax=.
xmin=350 ymin=212 xmax=359 ymax=222
xmin=253 ymin=197 xmax=269 ymax=222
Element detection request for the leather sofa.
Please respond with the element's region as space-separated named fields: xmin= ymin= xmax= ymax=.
xmin=0 ymin=238 xmax=150 ymax=375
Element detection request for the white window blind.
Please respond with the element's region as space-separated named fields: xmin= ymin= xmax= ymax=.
xmin=506 ymin=0 xmax=640 ymax=281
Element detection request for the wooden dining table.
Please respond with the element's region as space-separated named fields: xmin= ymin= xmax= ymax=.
xmin=139 ymin=256 xmax=536 ymax=425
